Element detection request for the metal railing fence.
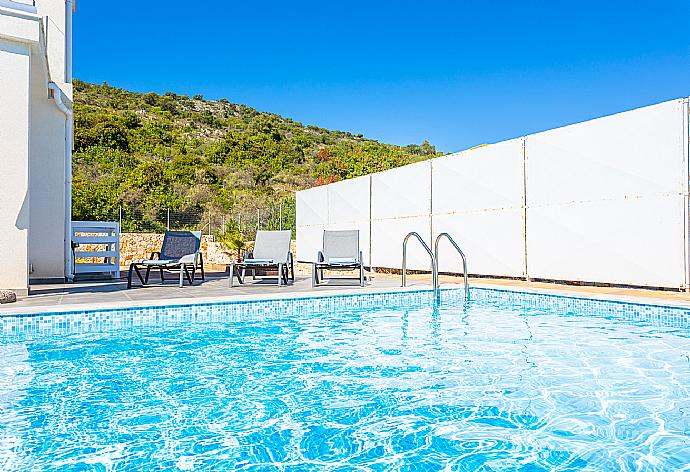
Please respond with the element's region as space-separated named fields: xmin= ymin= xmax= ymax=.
xmin=100 ymin=200 xmax=296 ymax=239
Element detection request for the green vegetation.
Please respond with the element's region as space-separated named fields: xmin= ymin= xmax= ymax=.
xmin=72 ymin=80 xmax=440 ymax=235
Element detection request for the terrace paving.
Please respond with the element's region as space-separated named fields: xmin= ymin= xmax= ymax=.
xmin=3 ymin=271 xmax=690 ymax=315
xmin=2 ymin=271 xmax=423 ymax=315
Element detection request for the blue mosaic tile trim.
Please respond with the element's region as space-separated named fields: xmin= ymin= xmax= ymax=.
xmin=2 ymin=286 xmax=688 ymax=339
xmin=0 ymin=290 xmax=446 ymax=339
xmin=469 ymin=287 xmax=690 ymax=330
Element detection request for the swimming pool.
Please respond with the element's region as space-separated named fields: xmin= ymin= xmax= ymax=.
xmin=0 ymin=288 xmax=689 ymax=470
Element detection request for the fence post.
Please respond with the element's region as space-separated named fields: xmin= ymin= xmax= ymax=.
xmin=119 ymin=205 xmax=122 ymax=229
xmin=166 ymin=209 xmax=170 ymax=230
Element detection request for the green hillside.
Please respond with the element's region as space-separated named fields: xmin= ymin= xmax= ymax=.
xmin=72 ymin=80 xmax=440 ymax=235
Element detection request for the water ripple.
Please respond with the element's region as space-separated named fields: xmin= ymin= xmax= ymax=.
xmin=0 ymin=301 xmax=689 ymax=470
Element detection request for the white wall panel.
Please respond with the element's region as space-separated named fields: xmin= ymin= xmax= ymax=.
xmin=371 ymin=161 xmax=431 ymax=219
xmin=327 ymin=175 xmax=370 ymax=224
xmin=296 ymin=186 xmax=328 ymax=228
xmin=296 ymin=185 xmax=328 ymax=263
xmin=326 ymin=176 xmax=371 ymax=265
xmin=433 ymin=138 xmax=524 ymax=214
xmin=527 ymin=195 xmax=686 ymax=287
xmin=525 ymin=99 xmax=687 ymax=288
xmin=297 ymin=176 xmax=371 ymax=265
xmin=526 ymin=100 xmax=686 ymax=205
xmin=432 ymin=138 xmax=525 ymax=278
xmin=433 ymin=210 xmax=525 ymax=277
xmin=370 ymin=161 xmax=432 ymax=271
xmin=371 ymin=216 xmax=432 ymax=271
xmin=296 ymin=226 xmax=326 ymax=263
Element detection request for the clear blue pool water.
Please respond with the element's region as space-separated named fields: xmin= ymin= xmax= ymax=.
xmin=1 ymin=294 xmax=689 ymax=470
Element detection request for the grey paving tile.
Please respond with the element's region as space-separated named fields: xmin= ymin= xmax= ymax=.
xmin=4 ymin=273 xmax=416 ymax=314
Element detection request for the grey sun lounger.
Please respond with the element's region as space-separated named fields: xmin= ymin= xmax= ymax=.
xmin=229 ymin=230 xmax=294 ymax=287
xmin=312 ymin=230 xmax=365 ymax=287
xmin=127 ymin=230 xmax=205 ymax=288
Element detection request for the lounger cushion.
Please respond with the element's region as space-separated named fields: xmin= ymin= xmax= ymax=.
xmin=243 ymin=258 xmax=274 ymax=264
xmin=252 ymin=230 xmax=292 ymax=264
xmin=142 ymin=259 xmax=174 ymax=265
xmin=328 ymin=257 xmax=358 ymax=264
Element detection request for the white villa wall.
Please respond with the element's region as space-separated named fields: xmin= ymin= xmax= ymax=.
xmin=0 ymin=0 xmax=71 ymax=292
xmin=29 ymin=49 xmax=67 ymax=280
xmin=297 ymin=98 xmax=690 ymax=289
xmin=36 ymin=0 xmax=71 ymax=97
xmin=0 ymin=39 xmax=31 ymax=293
xmin=44 ymin=16 xmax=65 ymax=82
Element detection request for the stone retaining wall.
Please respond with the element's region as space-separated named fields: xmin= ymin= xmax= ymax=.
xmin=119 ymin=233 xmax=235 ymax=267
xmin=77 ymin=234 xmax=309 ymax=272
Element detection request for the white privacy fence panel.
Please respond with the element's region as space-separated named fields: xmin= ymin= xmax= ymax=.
xmin=296 ymin=98 xmax=690 ymax=288
xmin=327 ymin=176 xmax=371 ymax=266
xmin=296 ymin=185 xmax=328 ymax=228
xmin=327 ymin=175 xmax=370 ymax=224
xmin=526 ymin=100 xmax=686 ymax=205
xmin=371 ymin=216 xmax=431 ymax=271
xmin=432 ymin=139 xmax=526 ymax=277
xmin=295 ymin=186 xmax=327 ymax=262
xmin=433 ymin=210 xmax=524 ymax=277
xmin=295 ymin=227 xmax=325 ymax=263
xmin=295 ymin=176 xmax=371 ymax=264
xmin=371 ymin=161 xmax=432 ymax=270
xmin=527 ymin=196 xmax=685 ymax=287
xmin=526 ymin=99 xmax=688 ymax=287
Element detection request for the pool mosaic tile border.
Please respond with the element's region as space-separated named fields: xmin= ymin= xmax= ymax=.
xmin=2 ymin=287 xmax=689 ymax=339
xmin=1 ymin=290 xmax=465 ymax=339
xmin=470 ymin=287 xmax=690 ymax=330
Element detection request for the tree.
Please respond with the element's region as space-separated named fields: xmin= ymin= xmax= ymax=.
xmin=217 ymin=220 xmax=247 ymax=261
xmin=143 ymin=92 xmax=158 ymax=106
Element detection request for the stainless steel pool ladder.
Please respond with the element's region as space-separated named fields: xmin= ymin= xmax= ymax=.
xmin=401 ymin=232 xmax=469 ymax=298
xmin=402 ymin=232 xmax=438 ymax=291
xmin=434 ymin=233 xmax=469 ymax=299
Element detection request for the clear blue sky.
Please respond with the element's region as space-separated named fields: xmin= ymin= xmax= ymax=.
xmin=74 ymin=1 xmax=690 ymax=153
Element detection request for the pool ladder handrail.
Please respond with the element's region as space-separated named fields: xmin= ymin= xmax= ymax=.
xmin=401 ymin=232 xmax=438 ymax=291
xmin=434 ymin=232 xmax=469 ymax=298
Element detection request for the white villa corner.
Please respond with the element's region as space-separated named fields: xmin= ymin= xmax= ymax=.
xmin=0 ymin=0 xmax=73 ymax=295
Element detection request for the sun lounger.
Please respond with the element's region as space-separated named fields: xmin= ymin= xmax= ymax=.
xmin=312 ymin=230 xmax=365 ymax=287
xmin=127 ymin=230 xmax=204 ymax=288
xmin=229 ymin=230 xmax=294 ymax=287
